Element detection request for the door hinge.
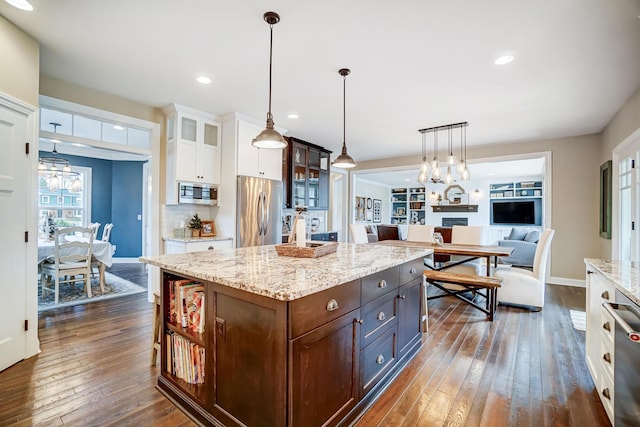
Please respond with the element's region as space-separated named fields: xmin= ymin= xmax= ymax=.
xmin=24 ymin=231 xmax=28 ymax=242
xmin=632 ymin=159 xmax=635 ymax=169
xmin=25 ymin=142 xmax=29 ymax=155
xmin=633 ymin=221 xmax=636 ymax=231
xmin=24 ymin=320 xmax=28 ymax=331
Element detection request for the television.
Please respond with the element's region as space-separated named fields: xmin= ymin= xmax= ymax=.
xmin=490 ymin=199 xmax=541 ymax=225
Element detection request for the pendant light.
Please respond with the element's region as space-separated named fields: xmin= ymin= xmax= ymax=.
xmin=332 ymin=68 xmax=357 ymax=169
xmin=418 ymin=121 xmax=470 ymax=183
xmin=416 ymin=131 xmax=429 ymax=183
xmin=38 ymin=122 xmax=83 ymax=193
xmin=252 ymin=11 xmax=287 ymax=149
xmin=430 ymin=130 xmax=441 ymax=182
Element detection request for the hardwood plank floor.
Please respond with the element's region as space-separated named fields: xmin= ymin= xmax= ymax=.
xmin=0 ymin=281 xmax=610 ymax=427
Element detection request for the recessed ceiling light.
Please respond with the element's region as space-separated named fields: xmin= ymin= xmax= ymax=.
xmin=196 ymin=76 xmax=212 ymax=85
xmin=494 ymin=55 xmax=514 ymax=65
xmin=488 ymin=172 xmax=495 ymax=176
xmin=287 ymin=114 xmax=299 ymax=119
xmin=404 ymin=178 xmax=411 ymax=182
xmin=113 ymin=124 xmax=125 ymax=130
xmin=5 ymin=0 xmax=33 ymax=11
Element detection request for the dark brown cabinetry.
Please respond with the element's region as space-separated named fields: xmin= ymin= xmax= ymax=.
xmin=283 ymin=136 xmax=331 ymax=210
xmin=157 ymin=259 xmax=424 ymax=427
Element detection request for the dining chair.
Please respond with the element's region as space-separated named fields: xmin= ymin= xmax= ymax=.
xmin=89 ymin=222 xmax=101 ymax=240
xmin=101 ymin=223 xmax=113 ymax=242
xmin=493 ymin=229 xmax=555 ymax=311
xmin=448 ymin=225 xmax=485 ymax=276
xmin=406 ymin=224 xmax=434 ymax=243
xmin=40 ymin=226 xmax=95 ymax=305
xmin=349 ymin=224 xmax=369 ymax=243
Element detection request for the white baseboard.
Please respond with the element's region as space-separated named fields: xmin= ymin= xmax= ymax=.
xmin=112 ymin=257 xmax=143 ymax=264
xmin=548 ymin=276 xmax=585 ymax=288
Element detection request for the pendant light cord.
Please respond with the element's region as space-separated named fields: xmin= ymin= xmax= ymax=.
xmin=342 ymin=73 xmax=347 ymax=151
xmin=267 ymin=23 xmax=274 ymax=119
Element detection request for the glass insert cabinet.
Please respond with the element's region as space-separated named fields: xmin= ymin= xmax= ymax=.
xmin=283 ymin=136 xmax=331 ymax=210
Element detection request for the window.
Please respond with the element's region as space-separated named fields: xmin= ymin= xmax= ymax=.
xmin=38 ymin=166 xmax=91 ymax=236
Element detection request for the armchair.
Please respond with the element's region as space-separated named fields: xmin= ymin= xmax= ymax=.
xmin=493 ymin=229 xmax=555 ymax=311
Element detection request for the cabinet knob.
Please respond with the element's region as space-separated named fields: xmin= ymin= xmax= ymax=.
xmin=376 ymin=354 xmax=385 ymax=365
xmin=377 ymin=312 xmax=386 ymax=321
xmin=326 ymin=299 xmax=339 ymax=312
xmin=587 ymin=270 xmax=593 ymax=275
xmin=207 ymin=246 xmax=214 ymax=250
xmin=603 ymin=352 xmax=612 ymax=364
xmin=603 ymin=321 xmax=611 ymax=332
xmin=355 ymin=318 xmax=364 ymax=324
xmin=378 ymin=280 xmax=387 ymax=289
xmin=602 ymin=388 xmax=611 ymax=400
xmin=409 ymin=267 xmax=417 ymax=274
xmin=398 ymin=294 xmax=406 ymax=300
xmin=601 ymin=291 xmax=610 ymax=300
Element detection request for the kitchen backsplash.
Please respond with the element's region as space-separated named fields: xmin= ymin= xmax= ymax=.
xmin=162 ymin=204 xmax=218 ymax=237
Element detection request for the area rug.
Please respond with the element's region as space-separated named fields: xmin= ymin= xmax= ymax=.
xmin=569 ymin=310 xmax=587 ymax=331
xmin=38 ymin=271 xmax=146 ymax=311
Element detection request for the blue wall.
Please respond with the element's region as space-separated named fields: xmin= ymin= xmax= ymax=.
xmin=40 ymin=151 xmax=146 ymax=257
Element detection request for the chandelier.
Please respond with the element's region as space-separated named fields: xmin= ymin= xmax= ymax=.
xmin=417 ymin=121 xmax=470 ymax=184
xmin=38 ymin=122 xmax=82 ymax=193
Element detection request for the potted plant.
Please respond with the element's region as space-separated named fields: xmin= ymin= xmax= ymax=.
xmin=189 ymin=213 xmax=202 ymax=237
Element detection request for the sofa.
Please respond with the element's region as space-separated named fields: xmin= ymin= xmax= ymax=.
xmin=497 ymin=227 xmax=540 ymax=267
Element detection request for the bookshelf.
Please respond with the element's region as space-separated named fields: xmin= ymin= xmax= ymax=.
xmin=489 ymin=180 xmax=543 ymax=199
xmin=408 ymin=187 xmax=427 ymax=224
xmin=390 ymin=188 xmax=408 ymax=224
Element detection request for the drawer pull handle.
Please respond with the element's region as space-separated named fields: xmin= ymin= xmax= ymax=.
xmin=409 ymin=267 xmax=417 ymax=274
xmin=378 ymin=280 xmax=387 ymax=289
xmin=208 ymin=246 xmax=214 ymax=250
xmin=376 ymin=354 xmax=385 ymax=365
xmin=603 ymin=321 xmax=611 ymax=332
xmin=355 ymin=318 xmax=363 ymax=324
xmin=377 ymin=312 xmax=386 ymax=321
xmin=603 ymin=352 xmax=612 ymax=364
xmin=601 ymin=291 xmax=610 ymax=300
xmin=326 ymin=299 xmax=339 ymax=312
xmin=398 ymin=294 xmax=406 ymax=300
xmin=602 ymin=388 xmax=611 ymax=400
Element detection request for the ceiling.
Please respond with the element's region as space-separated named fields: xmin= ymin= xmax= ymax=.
xmin=2 ymin=0 xmax=640 ymax=164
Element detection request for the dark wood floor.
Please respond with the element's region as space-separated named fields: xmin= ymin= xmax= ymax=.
xmin=0 ymin=277 xmax=610 ymax=427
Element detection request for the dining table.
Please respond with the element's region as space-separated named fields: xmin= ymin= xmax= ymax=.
xmin=371 ymin=239 xmax=514 ymax=276
xmin=38 ymin=236 xmax=116 ymax=289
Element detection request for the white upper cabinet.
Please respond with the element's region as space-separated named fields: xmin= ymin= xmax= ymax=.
xmin=165 ymin=104 xmax=221 ymax=204
xmin=236 ymin=120 xmax=282 ymax=180
xmin=222 ymin=114 xmax=283 ymax=181
xmin=166 ymin=104 xmax=221 ymax=183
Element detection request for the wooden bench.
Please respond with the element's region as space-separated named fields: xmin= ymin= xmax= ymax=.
xmin=423 ymin=270 xmax=503 ymax=320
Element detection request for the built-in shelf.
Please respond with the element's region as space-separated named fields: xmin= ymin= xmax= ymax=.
xmin=431 ymin=204 xmax=478 ymax=213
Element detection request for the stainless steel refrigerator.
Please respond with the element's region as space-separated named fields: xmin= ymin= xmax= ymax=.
xmin=236 ymin=175 xmax=282 ymax=247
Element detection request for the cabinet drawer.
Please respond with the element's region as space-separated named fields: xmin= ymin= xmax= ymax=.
xmin=360 ymin=327 xmax=397 ymax=396
xmin=399 ymin=258 xmax=424 ymax=284
xmin=290 ymin=280 xmax=360 ymax=338
xmin=599 ymin=333 xmax=615 ymax=380
xmin=599 ymin=366 xmax=614 ymax=424
xmin=186 ymin=240 xmax=232 ymax=252
xmin=362 ymin=267 xmax=399 ymax=305
xmin=600 ymin=307 xmax=615 ymax=343
xmin=361 ymin=292 xmax=397 ymax=348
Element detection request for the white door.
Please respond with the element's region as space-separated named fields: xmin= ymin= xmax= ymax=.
xmin=617 ymin=151 xmax=639 ymax=262
xmin=0 ymin=102 xmax=29 ymax=371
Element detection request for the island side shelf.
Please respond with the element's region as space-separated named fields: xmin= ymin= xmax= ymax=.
xmin=155 ymin=256 xmax=426 ymax=427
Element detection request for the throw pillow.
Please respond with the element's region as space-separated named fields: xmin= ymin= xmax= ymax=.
xmin=524 ymin=230 xmax=540 ymax=243
xmin=507 ymin=227 xmax=528 ymax=240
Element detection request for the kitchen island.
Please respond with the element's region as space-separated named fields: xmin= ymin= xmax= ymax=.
xmin=141 ymin=243 xmax=432 ymax=427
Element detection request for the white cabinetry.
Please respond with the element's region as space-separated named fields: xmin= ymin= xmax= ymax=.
xmin=164 ymin=239 xmax=233 ymax=254
xmin=224 ymin=114 xmax=282 ymax=181
xmin=585 ymin=265 xmax=616 ymax=423
xmin=164 ymin=104 xmax=221 ymax=204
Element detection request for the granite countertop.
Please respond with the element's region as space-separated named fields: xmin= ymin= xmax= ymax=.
xmin=163 ymin=236 xmax=233 ymax=243
xmin=141 ymin=243 xmax=432 ymax=301
xmin=584 ymin=258 xmax=640 ymax=305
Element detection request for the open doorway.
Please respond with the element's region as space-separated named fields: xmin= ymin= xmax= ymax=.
xmin=37 ymin=96 xmax=161 ymax=308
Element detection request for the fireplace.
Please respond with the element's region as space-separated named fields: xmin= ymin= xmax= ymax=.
xmin=442 ymin=217 xmax=468 ymax=227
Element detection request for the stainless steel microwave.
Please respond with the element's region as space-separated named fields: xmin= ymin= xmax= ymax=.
xmin=178 ymin=182 xmax=218 ymax=206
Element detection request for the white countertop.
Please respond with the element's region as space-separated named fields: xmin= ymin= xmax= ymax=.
xmin=141 ymin=243 xmax=432 ymax=301
xmin=163 ymin=236 xmax=233 ymax=243
xmin=585 ymin=258 xmax=640 ymax=305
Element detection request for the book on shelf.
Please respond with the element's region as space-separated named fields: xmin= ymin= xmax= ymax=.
xmin=188 ymin=291 xmax=205 ymax=333
xmin=179 ymin=283 xmax=205 ymax=328
xmin=167 ymin=332 xmax=205 ymax=384
xmin=169 ymin=279 xmax=197 ymax=325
